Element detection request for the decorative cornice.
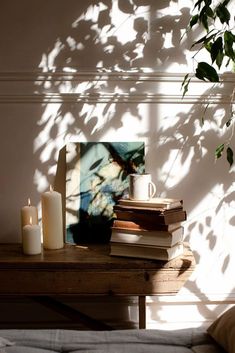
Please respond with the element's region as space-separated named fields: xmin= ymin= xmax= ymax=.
xmin=0 ymin=71 xmax=233 ymax=104
xmin=0 ymin=93 xmax=232 ymax=104
xmin=0 ymin=70 xmax=234 ymax=82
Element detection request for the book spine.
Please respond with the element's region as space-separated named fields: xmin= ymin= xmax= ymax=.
xmin=119 ymin=199 xmax=183 ymax=210
xmin=113 ymin=220 xmax=169 ymax=231
xmin=110 ymin=227 xmax=183 ymax=247
xmin=110 ymin=232 xmax=172 ymax=247
xmin=112 ymin=220 xmax=181 ymax=231
xmin=114 ymin=210 xmax=187 ymax=225
xmin=114 ymin=204 xmax=183 ymax=213
xmin=110 ymin=243 xmax=184 ymax=261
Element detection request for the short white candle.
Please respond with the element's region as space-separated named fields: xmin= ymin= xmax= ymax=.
xmin=22 ymin=222 xmax=41 ymax=255
xmin=41 ymin=186 xmax=64 ymax=250
xmin=21 ymin=198 xmax=38 ymax=228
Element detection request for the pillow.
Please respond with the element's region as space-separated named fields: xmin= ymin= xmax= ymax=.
xmin=207 ymin=305 xmax=235 ymax=353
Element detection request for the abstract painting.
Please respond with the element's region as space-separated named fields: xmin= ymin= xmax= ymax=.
xmin=65 ymin=142 xmax=145 ymax=243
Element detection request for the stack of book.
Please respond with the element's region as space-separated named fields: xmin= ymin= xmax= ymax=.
xmin=110 ymin=197 xmax=187 ymax=261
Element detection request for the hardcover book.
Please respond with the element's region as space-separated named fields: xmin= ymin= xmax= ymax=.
xmin=65 ymin=141 xmax=145 ymax=244
xmin=110 ymin=242 xmax=184 ymax=261
xmin=113 ymin=204 xmax=183 ymax=213
xmin=113 ymin=219 xmax=182 ymax=232
xmin=118 ymin=197 xmax=183 ymax=210
xmin=110 ymin=226 xmax=184 ymax=247
xmin=113 ymin=207 xmax=187 ymax=225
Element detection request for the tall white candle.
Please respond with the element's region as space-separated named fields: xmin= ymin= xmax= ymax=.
xmin=41 ymin=186 xmax=64 ymax=249
xmin=21 ymin=198 xmax=38 ymax=227
xmin=22 ymin=221 xmax=41 ymax=255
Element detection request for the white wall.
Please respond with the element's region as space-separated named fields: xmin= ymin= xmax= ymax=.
xmin=0 ymin=0 xmax=235 ymax=328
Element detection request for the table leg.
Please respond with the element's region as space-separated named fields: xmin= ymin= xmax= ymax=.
xmin=138 ymin=295 xmax=146 ymax=329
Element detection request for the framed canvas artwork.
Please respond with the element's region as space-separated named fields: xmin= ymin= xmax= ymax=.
xmin=65 ymin=142 xmax=145 ymax=243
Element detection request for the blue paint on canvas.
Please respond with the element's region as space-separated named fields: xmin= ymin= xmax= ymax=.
xmin=66 ymin=142 xmax=145 ymax=244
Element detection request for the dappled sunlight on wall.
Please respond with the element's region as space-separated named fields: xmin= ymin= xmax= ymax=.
xmin=36 ymin=0 xmax=193 ymax=73
xmin=0 ymin=0 xmax=235 ymax=328
xmin=152 ymin=79 xmax=235 ymax=306
xmin=33 ymin=0 xmax=196 ymax=194
xmin=30 ymin=0 xmax=214 ymax=199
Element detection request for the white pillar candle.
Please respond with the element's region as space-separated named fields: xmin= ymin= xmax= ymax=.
xmin=22 ymin=223 xmax=41 ymax=255
xmin=41 ymin=186 xmax=64 ymax=250
xmin=21 ymin=198 xmax=38 ymax=227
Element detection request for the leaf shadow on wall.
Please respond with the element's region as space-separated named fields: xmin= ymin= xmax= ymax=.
xmin=1 ymin=0 xmax=234 ymax=327
xmin=148 ymin=82 xmax=235 ymax=326
xmin=35 ymin=0 xmax=235 ymax=327
xmin=33 ymin=0 xmax=192 ymax=190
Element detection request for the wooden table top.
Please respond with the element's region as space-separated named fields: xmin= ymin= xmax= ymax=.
xmin=0 ymin=242 xmax=195 ymax=271
xmin=0 ymin=243 xmax=195 ymax=296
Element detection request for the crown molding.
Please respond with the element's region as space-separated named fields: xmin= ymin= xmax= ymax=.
xmin=0 ymin=92 xmax=232 ymax=104
xmin=0 ymin=70 xmax=233 ymax=104
xmin=0 ymin=70 xmax=234 ymax=82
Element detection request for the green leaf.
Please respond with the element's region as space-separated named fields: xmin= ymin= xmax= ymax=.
xmin=206 ymin=6 xmax=214 ymax=18
xmin=181 ymin=73 xmax=189 ymax=87
xmin=227 ymin=147 xmax=233 ymax=166
xmin=181 ymin=74 xmax=191 ymax=98
xmin=198 ymin=2 xmax=214 ymax=30
xmin=225 ymin=57 xmax=231 ymax=67
xmin=210 ymin=37 xmax=223 ymax=64
xmin=194 ymin=0 xmax=204 ymax=10
xmin=191 ymin=35 xmax=207 ymax=48
xmin=215 ymin=143 xmax=224 ymax=159
xmin=216 ymin=50 xmax=224 ymax=68
xmin=195 ymin=62 xmax=220 ymax=82
xmin=205 ymin=42 xmax=212 ymax=53
xmin=182 ymin=81 xmax=190 ymax=97
xmin=216 ymin=3 xmax=230 ymax=24
xmin=222 ymin=0 xmax=231 ymax=6
xmin=200 ymin=12 xmax=209 ymax=31
xmin=224 ymin=31 xmax=235 ymax=61
xmin=191 ymin=30 xmax=217 ymax=49
xmin=190 ymin=14 xmax=199 ymax=28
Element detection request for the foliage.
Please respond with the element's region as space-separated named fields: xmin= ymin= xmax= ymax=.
xmin=182 ymin=0 xmax=235 ymax=166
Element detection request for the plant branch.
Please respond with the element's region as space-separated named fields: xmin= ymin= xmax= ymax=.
xmin=181 ymin=0 xmax=235 ymax=166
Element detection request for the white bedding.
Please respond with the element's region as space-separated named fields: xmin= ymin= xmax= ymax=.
xmin=0 ymin=328 xmax=222 ymax=353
